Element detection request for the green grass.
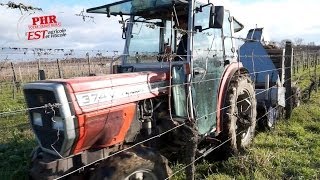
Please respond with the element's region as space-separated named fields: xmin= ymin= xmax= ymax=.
xmin=203 ymin=93 xmax=320 ymax=179
xmin=0 ymin=66 xmax=320 ymax=179
xmin=294 ymin=66 xmax=319 ymax=90
xmin=0 ymin=86 xmax=36 ymax=180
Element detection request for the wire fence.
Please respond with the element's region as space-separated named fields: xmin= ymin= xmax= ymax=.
xmin=54 ymin=62 xmax=319 ymax=180
xmin=166 ymin=91 xmax=299 ymax=180
xmin=0 ymin=65 xmax=299 ymax=117
xmin=0 ymin=59 xmax=318 ymax=178
xmin=0 ymin=44 xmax=320 ymax=179
xmin=0 ymin=49 xmax=119 ymax=81
xmin=1 ymin=2 xmax=319 ymax=178
xmin=0 ymin=48 xmax=319 ymax=97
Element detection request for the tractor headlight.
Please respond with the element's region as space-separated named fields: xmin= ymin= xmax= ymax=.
xmin=24 ymin=83 xmax=76 ymax=157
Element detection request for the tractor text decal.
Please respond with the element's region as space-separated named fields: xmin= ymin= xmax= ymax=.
xmin=25 ymin=15 xmax=67 ymax=40
xmin=76 ymin=81 xmax=168 ymax=107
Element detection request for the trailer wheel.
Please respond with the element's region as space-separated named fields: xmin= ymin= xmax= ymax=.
xmin=222 ymin=74 xmax=257 ymax=155
xmin=90 ymin=147 xmax=171 ymax=180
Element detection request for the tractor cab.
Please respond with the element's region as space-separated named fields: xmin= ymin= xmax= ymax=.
xmin=87 ymin=0 xmax=243 ymax=68
xmin=87 ymin=0 xmax=244 ymax=135
xmin=89 ymin=0 xmax=194 ymax=69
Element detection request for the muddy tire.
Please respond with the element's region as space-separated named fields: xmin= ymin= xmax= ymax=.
xmin=221 ymin=74 xmax=257 ymax=155
xmin=90 ymin=147 xmax=171 ymax=180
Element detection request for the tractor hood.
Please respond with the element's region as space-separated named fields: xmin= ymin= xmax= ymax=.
xmin=87 ymin=0 xmax=188 ymax=16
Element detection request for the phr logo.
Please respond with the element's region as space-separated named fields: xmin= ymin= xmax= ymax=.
xmin=26 ymin=15 xmax=63 ymax=40
xmin=32 ymin=15 xmax=58 ymax=26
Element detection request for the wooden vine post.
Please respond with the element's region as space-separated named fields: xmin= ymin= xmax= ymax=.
xmin=87 ymin=52 xmax=91 ymax=75
xmin=284 ymin=41 xmax=293 ymax=119
xmin=10 ymin=62 xmax=17 ymax=99
xmin=57 ymin=59 xmax=63 ymax=78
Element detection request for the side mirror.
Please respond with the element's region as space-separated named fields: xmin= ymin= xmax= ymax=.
xmin=194 ymin=4 xmax=214 ymax=32
xmin=212 ymin=6 xmax=224 ymax=29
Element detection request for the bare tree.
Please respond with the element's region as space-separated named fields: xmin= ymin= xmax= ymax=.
xmin=294 ymin=38 xmax=304 ymax=46
xmin=280 ymin=39 xmax=292 ymax=48
xmin=0 ymin=56 xmax=9 ymax=72
xmin=308 ymin=42 xmax=316 ymax=46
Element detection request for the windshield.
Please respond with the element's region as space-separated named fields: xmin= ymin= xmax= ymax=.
xmin=131 ymin=20 xmax=161 ymax=52
xmin=125 ymin=19 xmax=162 ymax=63
xmin=124 ymin=18 xmax=186 ymax=64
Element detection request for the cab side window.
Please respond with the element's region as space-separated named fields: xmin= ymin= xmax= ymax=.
xmin=223 ymin=11 xmax=234 ymax=60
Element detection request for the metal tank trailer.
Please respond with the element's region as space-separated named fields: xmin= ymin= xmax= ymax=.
xmin=239 ymin=28 xmax=294 ymax=129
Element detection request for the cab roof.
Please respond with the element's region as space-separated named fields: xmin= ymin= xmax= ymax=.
xmin=87 ymin=0 xmax=188 ymax=17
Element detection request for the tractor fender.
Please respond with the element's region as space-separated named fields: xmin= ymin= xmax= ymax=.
xmin=216 ymin=62 xmax=250 ymax=135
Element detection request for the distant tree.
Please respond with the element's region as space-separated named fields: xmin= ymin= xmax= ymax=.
xmin=280 ymin=39 xmax=292 ymax=48
xmin=307 ymin=42 xmax=316 ymax=46
xmin=294 ymin=38 xmax=304 ymax=46
xmin=0 ymin=56 xmax=9 ymax=71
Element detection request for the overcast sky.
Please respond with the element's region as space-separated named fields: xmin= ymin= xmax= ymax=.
xmin=0 ymin=0 xmax=319 ymax=53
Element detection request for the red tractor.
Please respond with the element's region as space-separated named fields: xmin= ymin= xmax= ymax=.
xmin=24 ymin=0 xmax=258 ymax=179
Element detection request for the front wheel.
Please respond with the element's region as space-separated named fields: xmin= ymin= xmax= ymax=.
xmin=221 ymin=74 xmax=257 ymax=155
xmin=90 ymin=147 xmax=172 ymax=180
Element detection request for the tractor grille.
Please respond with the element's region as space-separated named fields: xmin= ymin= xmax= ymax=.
xmin=24 ymin=89 xmax=65 ymax=154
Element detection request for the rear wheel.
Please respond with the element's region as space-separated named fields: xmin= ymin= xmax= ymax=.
xmin=90 ymin=147 xmax=171 ymax=180
xmin=222 ymin=74 xmax=257 ymax=155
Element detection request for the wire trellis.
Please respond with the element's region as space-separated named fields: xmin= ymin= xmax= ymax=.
xmin=0 ymin=45 xmax=319 ymax=179
xmin=54 ymin=67 xmax=315 ymax=180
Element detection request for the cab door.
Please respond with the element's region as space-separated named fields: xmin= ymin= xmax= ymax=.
xmin=191 ymin=5 xmax=225 ymax=135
